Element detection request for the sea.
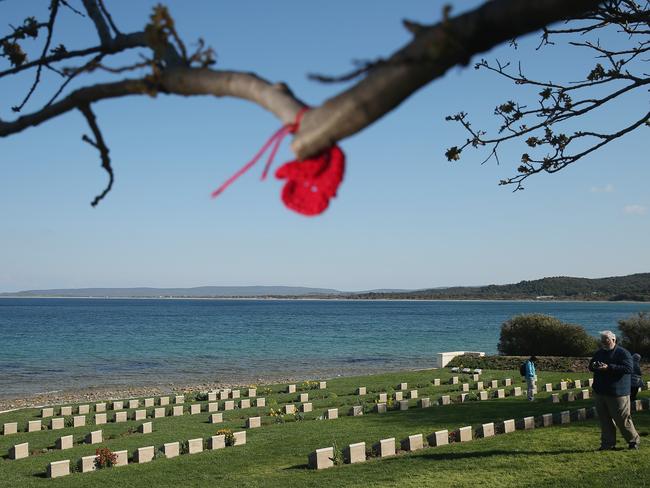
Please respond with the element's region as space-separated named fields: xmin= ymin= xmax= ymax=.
xmin=1 ymin=298 xmax=649 ymax=398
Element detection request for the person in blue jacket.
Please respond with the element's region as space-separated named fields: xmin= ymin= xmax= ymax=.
xmin=524 ymin=356 xmax=537 ymax=401
xmin=589 ymin=330 xmax=640 ymax=450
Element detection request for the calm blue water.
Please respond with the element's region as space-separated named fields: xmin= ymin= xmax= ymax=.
xmin=1 ymin=298 xmax=649 ymax=398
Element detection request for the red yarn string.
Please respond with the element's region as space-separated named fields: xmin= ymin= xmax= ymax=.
xmin=211 ymin=107 xmax=309 ymax=198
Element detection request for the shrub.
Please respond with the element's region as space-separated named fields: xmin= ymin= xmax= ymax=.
xmin=618 ymin=312 xmax=650 ymax=357
xmin=94 ymin=448 xmax=117 ymax=469
xmin=497 ymin=314 xmax=597 ymax=356
xmin=216 ymin=429 xmax=235 ymax=446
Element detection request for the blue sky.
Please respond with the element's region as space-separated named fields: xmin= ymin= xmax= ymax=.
xmin=1 ymin=1 xmax=648 ymax=292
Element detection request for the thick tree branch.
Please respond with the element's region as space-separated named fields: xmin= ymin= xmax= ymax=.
xmin=81 ymin=0 xmax=112 ymax=45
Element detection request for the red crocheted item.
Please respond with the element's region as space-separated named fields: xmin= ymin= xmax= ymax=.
xmin=211 ymin=108 xmax=345 ymax=216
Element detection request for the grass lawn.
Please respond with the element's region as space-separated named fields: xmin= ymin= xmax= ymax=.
xmin=0 ymin=368 xmax=648 ymax=487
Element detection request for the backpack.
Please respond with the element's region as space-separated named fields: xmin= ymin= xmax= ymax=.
xmin=519 ymin=361 xmax=527 ymax=376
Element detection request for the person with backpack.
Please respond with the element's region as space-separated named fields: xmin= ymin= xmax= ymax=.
xmin=631 ymin=353 xmax=643 ymax=403
xmin=521 ymin=355 xmax=537 ymax=401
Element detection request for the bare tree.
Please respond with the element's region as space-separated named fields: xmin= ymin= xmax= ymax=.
xmin=4 ymin=0 xmax=639 ymax=212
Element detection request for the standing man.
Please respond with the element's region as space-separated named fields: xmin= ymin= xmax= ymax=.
xmin=524 ymin=355 xmax=537 ymax=401
xmin=589 ymin=330 xmax=640 ymax=450
xmin=631 ymin=353 xmax=643 ymax=403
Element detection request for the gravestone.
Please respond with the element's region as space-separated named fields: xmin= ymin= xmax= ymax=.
xmin=60 ymin=406 xmax=73 ymax=416
xmin=134 ymin=409 xmax=147 ymax=420
xmin=378 ymin=393 xmax=388 ymax=402
xmin=56 ymin=435 xmax=73 ymax=450
xmin=574 ymin=379 xmax=582 ymax=389
xmin=440 ymin=395 xmax=451 ymax=405
xmin=233 ymin=431 xmax=246 ymax=445
xmin=240 ymin=399 xmax=251 ymax=409
xmin=457 ymin=426 xmax=472 ymax=442
xmin=85 ymin=430 xmax=102 ymax=444
xmin=94 ymin=414 xmax=107 ymax=425
xmin=394 ymin=391 xmax=403 ymax=401
xmin=375 ymin=438 xmax=396 ymax=458
xmin=350 ymin=405 xmax=363 ymax=416
xmin=559 ymin=381 xmax=567 ymax=391
xmin=284 ymin=404 xmax=295 ymax=415
xmin=587 ymin=378 xmax=594 ymax=387
xmin=357 ymin=387 xmax=366 ymax=395
xmin=479 ymin=391 xmax=488 ymax=401
xmin=247 ymin=416 xmax=261 ymax=428
xmin=224 ymin=401 xmax=235 ymax=411
xmin=495 ymin=389 xmax=505 ymax=399
xmin=188 ymin=438 xmax=203 ymax=454
xmin=410 ymin=390 xmax=419 ymax=399
xmin=518 ymin=417 xmax=535 ymax=430
xmin=459 ymin=393 xmax=468 ymax=403
xmin=164 ymin=442 xmax=179 ymax=458
xmin=300 ymin=393 xmax=309 ymax=402
xmin=504 ymin=378 xmax=512 ymax=386
xmin=319 ymin=381 xmax=327 ymax=389
xmin=399 ymin=400 xmax=409 ymax=411
xmin=513 ymin=387 xmax=522 ymax=397
xmin=562 ymin=392 xmax=575 ymax=402
xmin=375 ymin=403 xmax=387 ymax=413
xmin=210 ymin=413 xmax=223 ymax=424
xmin=209 ymin=435 xmax=225 ymax=450
xmin=399 ymin=382 xmax=408 ymax=390
xmin=555 ymin=411 xmax=570 ymax=424
xmin=9 ymin=442 xmax=29 ymax=460
xmin=403 ymin=434 xmax=424 ymax=451
xmin=309 ymin=447 xmax=334 ymax=470
xmin=134 ymin=446 xmax=154 ymax=463
xmin=144 ymin=398 xmax=154 ymax=407
xmin=111 ymin=402 xmax=122 ymax=411
xmin=572 ymin=408 xmax=586 ymax=421
xmin=433 ymin=379 xmax=441 ymax=386
xmin=190 ymin=404 xmax=201 ymax=415
xmin=481 ymin=423 xmax=495 ymax=437
xmin=541 ymin=413 xmax=553 ymax=427
xmin=79 ymin=455 xmax=96 ymax=473
xmin=159 ymin=396 xmax=169 ymax=406
xmin=420 ymin=397 xmax=431 ymax=408
xmin=345 ymin=442 xmax=366 ymax=463
xmin=256 ymin=398 xmax=266 ymax=408
xmin=139 ymin=421 xmax=152 ymax=434
xmin=462 ymin=384 xmax=469 ymax=392
xmin=451 ymin=377 xmax=459 ymax=385
xmin=476 ymin=381 xmax=484 ymax=390
xmin=95 ymin=403 xmax=107 ymax=413
xmin=220 ymin=391 xmax=229 ymax=400
xmin=114 ymin=450 xmax=128 ymax=466
xmin=175 ymin=395 xmax=185 ymax=404
xmin=47 ymin=460 xmax=70 ymax=478
xmin=208 ymin=402 xmax=219 ymax=412
xmin=326 ymin=408 xmax=338 ymax=420
xmin=633 ymin=399 xmax=643 ymax=411
xmin=579 ymin=390 xmax=590 ymax=400
xmin=428 ymin=429 xmax=448 ymax=447
xmin=232 ymin=390 xmax=241 ymax=399
xmin=154 ymin=407 xmax=165 ymax=418
xmin=550 ymin=394 xmax=560 ymax=403
xmin=302 ymin=402 xmax=313 ymax=413
xmin=73 ymin=416 xmax=85 ymax=428
xmin=129 ymin=400 xmax=139 ymax=409
xmin=501 ymin=419 xmax=516 ymax=433
xmin=173 ymin=406 xmax=184 ymax=416
xmin=208 ymin=392 xmax=217 ymax=402
xmin=490 ymin=380 xmax=498 ymax=388
xmin=288 ymin=384 xmax=296 ymax=393
xmin=2 ymin=419 xmax=17 ymax=435
xmin=472 ymin=374 xmax=480 ymax=381
xmin=248 ymin=388 xmax=257 ymax=398
xmin=544 ymin=383 xmax=553 ymax=392
xmin=42 ymin=407 xmax=54 ymax=418
xmin=28 ymin=420 xmax=42 ymax=432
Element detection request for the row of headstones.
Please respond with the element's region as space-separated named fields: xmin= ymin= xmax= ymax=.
xmin=44 ymin=430 xmax=248 ymax=479
xmin=550 ymin=390 xmax=591 ymax=403
xmin=2 ymin=398 xmax=268 ymax=435
xmin=37 ymin=388 xmax=259 ymax=419
xmin=7 ymin=423 xmax=152 ymax=461
xmin=308 ymin=401 xmax=624 ymax=470
xmin=286 ymin=382 xmax=327 ymax=393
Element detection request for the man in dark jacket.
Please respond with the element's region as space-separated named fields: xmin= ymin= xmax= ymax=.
xmin=589 ymin=330 xmax=640 ymax=450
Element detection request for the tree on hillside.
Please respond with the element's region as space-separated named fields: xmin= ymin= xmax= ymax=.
xmin=1 ymin=0 xmax=648 ymax=213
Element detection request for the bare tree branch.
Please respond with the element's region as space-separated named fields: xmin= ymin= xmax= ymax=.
xmin=79 ymin=103 xmax=113 ymax=206
xmin=81 ymin=0 xmax=112 ymax=45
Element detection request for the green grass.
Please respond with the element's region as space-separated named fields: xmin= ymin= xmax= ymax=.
xmin=0 ymin=368 xmax=648 ymax=487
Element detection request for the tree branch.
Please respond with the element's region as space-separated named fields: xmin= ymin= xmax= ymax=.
xmin=79 ymin=103 xmax=113 ymax=206
xmin=81 ymin=0 xmax=112 ymax=45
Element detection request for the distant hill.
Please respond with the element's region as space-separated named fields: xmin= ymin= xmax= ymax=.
xmin=0 ymin=286 xmax=342 ymax=298
xmin=346 ymin=273 xmax=650 ymax=301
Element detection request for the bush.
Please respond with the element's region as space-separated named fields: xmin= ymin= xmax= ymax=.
xmin=497 ymin=314 xmax=597 ymax=356
xmin=618 ymin=312 xmax=650 ymax=357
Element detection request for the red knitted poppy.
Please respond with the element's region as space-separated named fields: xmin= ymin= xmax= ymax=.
xmin=211 ymin=108 xmax=345 ymax=216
